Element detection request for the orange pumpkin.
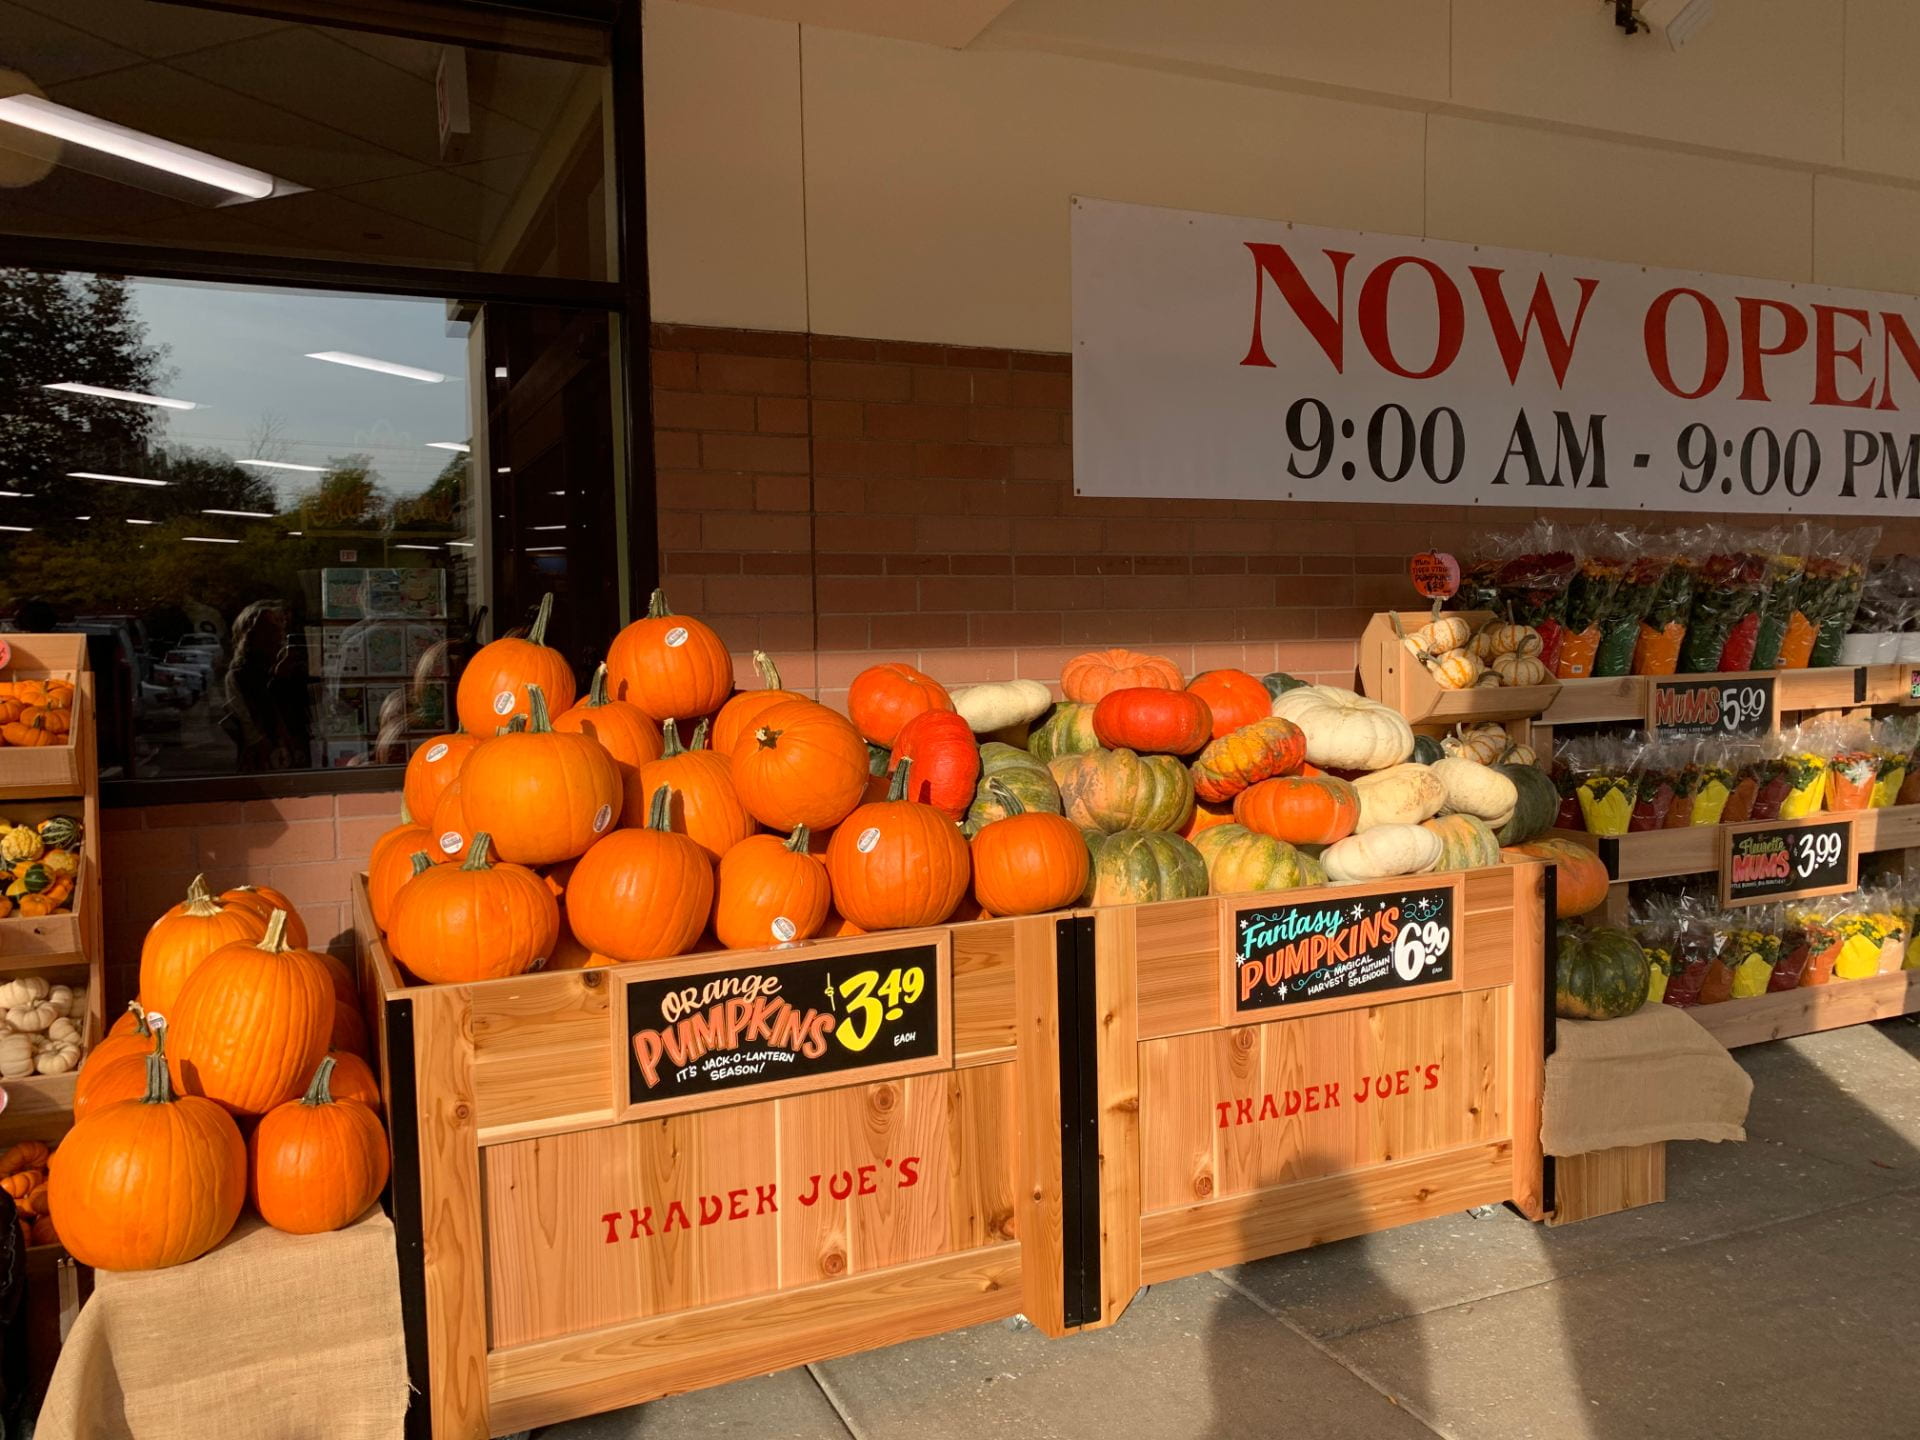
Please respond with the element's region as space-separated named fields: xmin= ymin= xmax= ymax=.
xmin=1186 ymin=670 xmax=1272 ymax=740
xmin=219 ymin=885 xmax=309 ymax=949
xmin=368 ymin=822 xmax=437 ymax=930
xmin=430 ymin=778 xmax=475 ymax=864
xmin=970 ymin=781 xmax=1089 ymax=917
xmin=638 ymin=719 xmax=754 ymax=863
xmin=826 ymin=759 xmax=971 ymax=932
xmin=1181 ymin=798 xmax=1237 ymax=841
xmin=1061 ymin=649 xmax=1183 ymax=704
xmin=1233 ymin=774 xmax=1361 ymax=847
xmin=889 ymin=708 xmax=981 ymax=822
xmin=170 ymin=911 xmax=336 ymax=1116
xmin=729 ymin=698 xmax=869 ymax=833
xmin=566 ymin=787 xmax=714 ymax=962
xmin=311 ymin=950 xmax=357 ymax=1007
xmin=330 ymin=999 xmax=369 ymax=1057
xmin=1505 ymin=839 xmax=1611 ymax=918
xmin=553 ymin=662 xmax=664 ymax=820
xmin=249 ymin=1057 xmax=389 ymax=1235
xmin=712 ymin=650 xmax=808 ymax=756
xmin=74 ymin=1006 xmax=155 ymax=1121
xmin=109 ymin=1004 xmax=145 ymax=1038
xmin=1189 ymin=716 xmax=1307 ymax=803
xmin=713 ymin=825 xmax=832 ymax=950
xmin=48 ymin=1026 xmax=246 ymax=1271
xmin=140 ymin=875 xmax=269 ymax=1019
xmin=325 ymin=1050 xmax=383 ymax=1111
xmin=846 ymin=663 xmax=951 ymax=748
xmin=387 ymin=833 xmax=559 ymax=984
xmin=462 ymin=684 xmax=623 ymax=865
xmin=1091 ymin=687 xmax=1214 ymax=756
xmin=454 ymin=592 xmax=577 ymax=736
xmin=605 ymin=587 xmax=734 ymax=723
xmin=1 ymin=710 xmax=63 ymax=747
xmin=401 ymin=729 xmax=482 ymax=826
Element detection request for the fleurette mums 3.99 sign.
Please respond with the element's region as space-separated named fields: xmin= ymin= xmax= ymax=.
xmin=1072 ymin=196 xmax=1920 ymax=514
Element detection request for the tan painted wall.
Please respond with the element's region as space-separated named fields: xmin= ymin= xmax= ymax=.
xmin=643 ymin=0 xmax=1920 ymax=344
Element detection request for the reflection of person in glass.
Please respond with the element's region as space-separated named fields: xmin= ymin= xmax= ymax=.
xmin=223 ymin=601 xmax=308 ymax=771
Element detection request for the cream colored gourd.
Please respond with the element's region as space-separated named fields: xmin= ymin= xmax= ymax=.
xmin=0 ymin=977 xmax=50 ymax=1009
xmin=0 ymin=1034 xmax=32 ymax=1079
xmin=46 ymin=1016 xmax=81 ymax=1046
xmin=950 ymin=679 xmax=1053 ymax=736
xmin=1493 ymin=653 xmax=1553 ymax=687
xmin=1423 ymin=813 xmax=1503 ymax=870
xmin=1351 ymin=764 xmax=1447 ymax=831
xmin=1443 ymin=723 xmax=1510 ymax=766
xmin=1269 ymin=686 xmax=1414 ymax=772
xmin=1402 ymin=614 xmax=1472 ymax=658
xmin=1425 ymin=648 xmax=1485 ymax=691
xmin=5 ymin=1001 xmax=57 ymax=1033
xmin=33 ymin=1039 xmax=79 ymax=1075
xmin=1471 ymin=623 xmax=1543 ymax=661
xmin=1431 ymin=757 xmax=1519 ymax=823
xmin=1321 ymin=824 xmax=1443 ymax=883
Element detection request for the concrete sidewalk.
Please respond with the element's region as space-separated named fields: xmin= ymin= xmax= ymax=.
xmin=543 ymin=1016 xmax=1920 ymax=1440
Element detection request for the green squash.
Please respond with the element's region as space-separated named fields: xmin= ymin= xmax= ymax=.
xmin=964 ymin=742 xmax=1062 ymax=836
xmin=1260 ymin=671 xmax=1309 ymax=700
xmin=1029 ymin=702 xmax=1102 ymax=765
xmin=35 ymin=815 xmax=82 ymax=850
xmin=1191 ymin=824 xmax=1318 ymax=896
xmin=1410 ymin=734 xmax=1445 ymax=765
xmin=1494 ymin=763 xmax=1559 ymax=845
xmin=1421 ymin=813 xmax=1501 ymax=871
xmin=1087 ymin=829 xmax=1209 ymax=907
xmin=866 ymin=742 xmax=890 ymax=776
xmin=1049 ymin=748 xmax=1195 ymax=834
xmin=1556 ymin=925 xmax=1651 ymax=1020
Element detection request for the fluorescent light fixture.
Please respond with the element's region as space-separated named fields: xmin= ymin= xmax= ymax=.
xmin=182 ymin=535 xmax=240 ymax=544
xmin=0 ymin=524 xmax=32 ymax=533
xmin=74 ymin=515 xmax=92 ymax=520
xmin=125 ymin=518 xmax=156 ymax=525
xmin=285 ymin=530 xmax=304 ymax=536
xmin=492 ymin=367 xmax=508 ymax=379
xmin=425 ymin=442 xmax=470 ymax=453
xmin=237 ymin=458 xmax=325 ymax=473
xmin=395 ymin=543 xmax=439 ymax=551
xmin=203 ymin=508 xmax=274 ymax=519
xmin=45 ymin=381 xmax=196 ymax=410
xmin=527 ymin=545 xmax=565 ymax=553
xmin=0 ymin=491 xmax=21 ymax=499
xmin=305 ymin=352 xmax=446 ymax=384
xmin=71 ymin=471 xmax=168 ymax=487
xmin=447 ymin=541 xmax=474 ymax=548
xmin=497 ymin=467 xmax=511 ymax=474
xmin=531 ymin=524 xmax=565 ymax=531
xmin=0 ymin=94 xmax=284 ymax=199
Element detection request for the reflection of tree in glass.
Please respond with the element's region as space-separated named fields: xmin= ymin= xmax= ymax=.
xmin=290 ymin=458 xmax=389 ymax=532
xmin=391 ymin=452 xmax=468 ymax=532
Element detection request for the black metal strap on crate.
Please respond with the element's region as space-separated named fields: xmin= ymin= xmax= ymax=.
xmin=384 ymin=1001 xmax=434 ymax=1440
xmin=1054 ymin=915 xmax=1103 ymax=1331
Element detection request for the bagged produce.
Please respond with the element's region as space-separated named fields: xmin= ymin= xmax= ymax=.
xmin=1750 ymin=523 xmax=1809 ymax=669
xmin=1792 ymin=526 xmax=1878 ymax=668
xmin=1680 ymin=528 xmax=1768 ymax=674
xmin=1555 ymin=526 xmax=1625 ymax=680
xmin=1633 ymin=537 xmax=1698 ymax=675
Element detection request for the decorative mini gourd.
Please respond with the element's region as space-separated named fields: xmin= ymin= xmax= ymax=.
xmin=1492 ymin=653 xmax=1553 ymax=687
xmin=1400 ymin=614 xmax=1472 ymax=658
xmin=1471 ymin=623 xmax=1543 ymax=661
xmin=1425 ymin=647 xmax=1485 ymax=691
xmin=1443 ymin=722 xmax=1513 ymax=766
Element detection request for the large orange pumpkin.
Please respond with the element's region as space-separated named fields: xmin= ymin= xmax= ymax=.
xmin=826 ymin=759 xmax=971 ymax=931
xmin=387 ymin=833 xmax=559 ymax=984
xmin=48 ymin=1026 xmax=246 ymax=1271
xmin=970 ymin=781 xmax=1089 ymax=917
xmin=890 ymin=708 xmax=981 ymax=822
xmin=713 ymin=825 xmax=832 ymax=950
xmin=139 ymin=875 xmax=269 ymax=1019
xmin=430 ymin=778 xmax=475 ymax=863
xmin=1186 ymin=669 xmax=1272 ymax=740
xmin=249 ymin=1057 xmax=390 ymax=1235
xmin=220 ymin=885 xmax=309 ymax=950
xmin=566 ymin=787 xmax=714 ymax=962
xmin=1091 ymin=687 xmax=1214 ymax=756
xmin=553 ymin=662 xmax=664 ymax=819
xmin=605 ymin=588 xmax=734 ymax=723
xmin=1505 ymin=839 xmax=1611 ymax=918
xmin=454 ymin=592 xmax=577 ymax=736
xmin=401 ymin=729 xmax=482 ymax=826
xmin=638 ymin=719 xmax=754 ymax=863
xmin=729 ymin=699 xmax=869 ymax=832
xmin=462 ymin=684 xmax=623 ymax=865
xmin=1061 ymin=649 xmax=1183 ymax=704
xmin=170 ymin=910 xmax=336 ymax=1116
xmin=368 ymin=822 xmax=436 ymax=930
xmin=847 ymin=663 xmax=951 ymax=748
xmin=1233 ymin=774 xmax=1361 ymax=846
xmin=712 ymin=650 xmax=808 ymax=756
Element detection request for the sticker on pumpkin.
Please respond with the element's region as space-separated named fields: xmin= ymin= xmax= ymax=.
xmin=665 ymin=627 xmax=688 ymax=648
xmin=856 ymin=827 xmax=881 ymax=854
xmin=438 ymin=830 xmax=464 ymax=855
xmin=771 ymin=915 xmax=797 ymax=942
xmin=424 ymin=742 xmax=450 ymax=763
xmin=593 ymin=804 xmax=613 ymax=834
xmin=492 ymin=691 xmax=515 ymax=716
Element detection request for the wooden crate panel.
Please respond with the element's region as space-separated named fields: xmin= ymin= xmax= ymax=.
xmin=1128 ymin=900 xmax=1222 ymax=1039
xmin=952 ymin=919 xmax=1018 ymax=1060
xmin=1138 ymin=992 xmax=1505 ymax=1215
xmin=483 ymin=1063 xmax=1017 ymax=1347
xmin=470 ymin=971 xmax=615 ymax=1139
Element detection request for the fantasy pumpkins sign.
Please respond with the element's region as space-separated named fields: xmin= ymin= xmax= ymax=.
xmin=1072 ymin=196 xmax=1920 ymax=514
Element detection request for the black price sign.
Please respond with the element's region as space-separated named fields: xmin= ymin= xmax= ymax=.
xmin=624 ymin=942 xmax=946 ymax=1111
xmin=1231 ymin=885 xmax=1454 ymax=1014
xmin=1647 ymin=673 xmax=1776 ymax=740
xmin=1719 ymin=815 xmax=1856 ymax=907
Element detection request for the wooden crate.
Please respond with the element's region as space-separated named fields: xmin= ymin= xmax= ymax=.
xmin=0 ymin=635 xmax=88 ymax=801
xmin=1078 ymin=861 xmax=1551 ymax=1327
xmin=1358 ymin=611 xmax=1561 ymax=725
xmin=359 ymin=881 xmax=1077 ymax=1439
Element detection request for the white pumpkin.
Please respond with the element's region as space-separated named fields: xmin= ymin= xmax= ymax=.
xmin=1270 ymin=686 xmax=1414 ymax=772
xmin=33 ymin=1039 xmax=80 ymax=1076
xmin=0 ymin=1033 xmax=32 ymax=1079
xmin=1493 ymin=653 xmax=1553 ymax=687
xmin=1321 ymin=824 xmax=1443 ymax=883
xmin=1352 ymin=764 xmax=1448 ymax=831
xmin=1402 ymin=614 xmax=1472 ymax=658
xmin=951 ymin=679 xmax=1053 ymax=736
xmin=1431 ymin=757 xmax=1520 ymax=822
xmin=0 ymin=977 xmax=50 ymax=1009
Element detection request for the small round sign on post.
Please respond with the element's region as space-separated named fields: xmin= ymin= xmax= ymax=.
xmin=1408 ymin=551 xmax=1461 ymax=601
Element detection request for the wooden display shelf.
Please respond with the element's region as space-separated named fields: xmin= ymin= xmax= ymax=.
xmin=1540 ymin=664 xmax=1906 ymax=728
xmin=1358 ymin=611 xmax=1561 ymax=725
xmin=0 ymin=634 xmax=89 ymax=802
xmin=1686 ymin=969 xmax=1920 ymax=1049
xmin=1550 ymin=802 xmax=1920 ymax=882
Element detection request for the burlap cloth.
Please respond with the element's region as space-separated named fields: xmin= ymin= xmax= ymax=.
xmin=1543 ymin=1004 xmax=1753 ymax=1155
xmin=36 ymin=1208 xmax=407 ymax=1440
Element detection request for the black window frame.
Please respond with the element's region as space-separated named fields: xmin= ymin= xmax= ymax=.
xmin=0 ymin=0 xmax=658 ymax=807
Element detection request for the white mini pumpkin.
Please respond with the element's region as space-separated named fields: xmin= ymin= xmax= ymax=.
xmin=1270 ymin=686 xmax=1414 ymax=772
xmin=1402 ymin=614 xmax=1472 ymax=658
xmin=1352 ymin=764 xmax=1448 ymax=831
xmin=1444 ymin=723 xmax=1511 ymax=766
xmin=1493 ymin=653 xmax=1553 ymax=687
xmin=1321 ymin=824 xmax=1443 ymax=883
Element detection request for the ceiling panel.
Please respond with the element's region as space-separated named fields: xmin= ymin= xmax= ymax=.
xmin=0 ymin=2 xmax=143 ymax=86
xmin=672 ymin=0 xmax=1016 ymax=48
xmin=10 ymin=0 xmax=287 ymax=60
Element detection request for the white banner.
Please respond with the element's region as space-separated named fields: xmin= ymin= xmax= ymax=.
xmin=1071 ymin=196 xmax=1920 ymax=515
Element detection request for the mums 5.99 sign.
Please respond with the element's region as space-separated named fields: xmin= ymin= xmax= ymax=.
xmin=1073 ymin=196 xmax=1920 ymax=514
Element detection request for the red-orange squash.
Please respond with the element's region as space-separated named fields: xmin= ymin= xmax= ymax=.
xmin=566 ymin=787 xmax=715 ymax=962
xmin=847 ymin=663 xmax=952 ymax=748
xmin=890 ymin=708 xmax=981 ymax=822
xmin=969 ymin=781 xmax=1089 ymax=917
xmin=826 ymin=759 xmax=971 ymax=931
xmin=401 ymin=730 xmax=481 ymax=827
xmin=1189 ymin=716 xmax=1307 ymax=803
xmin=454 ymin=592 xmax=576 ymax=736
xmin=638 ymin=719 xmax=754 ymax=863
xmin=713 ymin=825 xmax=832 ymax=950
xmin=729 ymin=699 xmax=869 ymax=832
xmin=1092 ymin=687 xmax=1213 ymax=757
xmin=1505 ymin=839 xmax=1611 ymax=918
xmin=1061 ymin=649 xmax=1183 ymax=704
xmin=1185 ymin=669 xmax=1271 ymax=740
xmin=1233 ymin=775 xmax=1361 ymax=846
xmin=605 ymin=588 xmax=734 ymax=723
xmin=1181 ymin=798 xmax=1237 ymax=841
xmin=462 ymin=684 xmax=623 ymax=865
xmin=553 ymin=662 xmax=664 ymax=820
xmin=711 ymin=650 xmax=807 ymax=756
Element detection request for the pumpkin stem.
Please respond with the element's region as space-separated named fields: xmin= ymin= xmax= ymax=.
xmin=399 ymin=798 xmax=414 ymax=825
xmin=586 ymin=663 xmax=612 ymax=708
xmin=259 ymin=909 xmax=290 ymax=952
xmin=409 ymin=850 xmax=433 ymax=876
xmin=646 ymin=785 xmax=674 ymax=831
xmin=528 ymin=592 xmax=555 ymax=646
xmin=887 ymin=756 xmax=912 ymax=803
xmin=140 ymin=1021 xmax=174 ymax=1107
xmin=463 ymin=832 xmax=496 ymax=870
xmin=688 ymin=718 xmax=711 ymax=752
xmin=752 ymin=650 xmax=782 ymax=691
xmin=180 ymin=873 xmax=223 ymax=918
xmin=754 ymin=723 xmax=784 ymax=749
xmin=647 ymin=588 xmax=671 ymax=620
xmin=301 ymin=1056 xmax=338 ymax=1107
xmin=525 ymin=685 xmax=554 ymax=734
xmin=986 ymin=777 xmax=1026 ymax=817
xmin=784 ymin=824 xmax=810 ymax=853
xmin=661 ymin=718 xmax=686 ymax=758
xmin=497 ymin=715 xmax=527 ymax=736
xmin=127 ymin=1000 xmax=150 ymax=1039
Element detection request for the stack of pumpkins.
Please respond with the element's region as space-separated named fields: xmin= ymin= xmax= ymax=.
xmin=363 ymin=595 xmax=1593 ymax=983
xmin=45 ymin=881 xmax=387 ymax=1270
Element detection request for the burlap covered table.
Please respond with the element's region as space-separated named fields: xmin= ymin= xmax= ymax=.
xmin=1544 ymin=1003 xmax=1753 ymax=1155
xmin=36 ymin=1208 xmax=407 ymax=1440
